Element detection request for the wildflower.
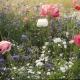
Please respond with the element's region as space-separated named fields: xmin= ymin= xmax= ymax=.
xmin=27 ymin=47 xmax=33 ymax=53
xmin=60 ymin=67 xmax=66 ymax=73
xmin=0 ymin=41 xmax=12 ymax=54
xmin=53 ymin=38 xmax=62 ymax=43
xmin=69 ymin=40 xmax=74 ymax=44
xmin=36 ymin=61 xmax=44 ymax=67
xmin=13 ymin=67 xmax=17 ymax=70
xmin=64 ymin=45 xmax=67 ymax=48
xmin=37 ymin=71 xmax=41 ymax=74
xmin=23 ymin=18 xmax=28 ymax=22
xmin=62 ymin=41 xmax=66 ymax=45
xmin=76 ymin=23 xmax=80 ymax=27
xmin=36 ymin=18 xmax=48 ymax=27
xmin=46 ymin=63 xmax=50 ymax=68
xmin=42 ymin=46 xmax=46 ymax=49
xmin=70 ymin=52 xmax=76 ymax=57
xmin=46 ymin=72 xmax=50 ymax=75
xmin=40 ymin=54 xmax=45 ymax=58
xmin=45 ymin=42 xmax=49 ymax=46
xmin=75 ymin=5 xmax=80 ymax=11
xmin=74 ymin=34 xmax=80 ymax=46
xmin=40 ymin=4 xmax=60 ymax=18
xmin=22 ymin=56 xmax=29 ymax=60
xmin=25 ymin=10 xmax=29 ymax=13
xmin=72 ymin=0 xmax=78 ymax=4
xmin=0 ymin=59 xmax=4 ymax=63
xmin=11 ymin=55 xmax=19 ymax=60
xmin=21 ymin=35 xmax=27 ymax=40
xmin=48 ymin=36 xmax=52 ymax=39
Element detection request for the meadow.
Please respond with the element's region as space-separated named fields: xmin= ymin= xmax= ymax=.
xmin=0 ymin=0 xmax=80 ymax=80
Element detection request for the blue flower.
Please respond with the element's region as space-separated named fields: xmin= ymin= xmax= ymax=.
xmin=46 ymin=63 xmax=50 ymax=68
xmin=0 ymin=59 xmax=4 ymax=63
xmin=27 ymin=47 xmax=33 ymax=53
xmin=11 ymin=55 xmax=19 ymax=60
xmin=22 ymin=56 xmax=29 ymax=60
xmin=21 ymin=35 xmax=27 ymax=40
xmin=76 ymin=23 xmax=80 ymax=27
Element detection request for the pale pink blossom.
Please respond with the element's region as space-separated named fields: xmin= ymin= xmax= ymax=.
xmin=23 ymin=18 xmax=28 ymax=22
xmin=0 ymin=41 xmax=12 ymax=54
xmin=69 ymin=40 xmax=74 ymax=44
xmin=72 ymin=0 xmax=78 ymax=4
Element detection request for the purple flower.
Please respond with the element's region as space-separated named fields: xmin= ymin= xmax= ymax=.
xmin=7 ymin=78 xmax=12 ymax=80
xmin=22 ymin=56 xmax=29 ymax=60
xmin=70 ymin=52 xmax=76 ymax=57
xmin=48 ymin=36 xmax=52 ymax=39
xmin=46 ymin=63 xmax=50 ymax=68
xmin=21 ymin=35 xmax=27 ymax=40
xmin=76 ymin=23 xmax=80 ymax=27
xmin=0 ymin=59 xmax=4 ymax=63
xmin=11 ymin=55 xmax=19 ymax=60
xmin=0 ymin=67 xmax=4 ymax=71
xmin=19 ymin=44 xmax=23 ymax=48
xmin=49 ymin=57 xmax=53 ymax=61
xmin=50 ymin=20 xmax=54 ymax=27
xmin=21 ymin=9 xmax=25 ymax=13
xmin=27 ymin=47 xmax=33 ymax=53
xmin=5 ymin=68 xmax=10 ymax=71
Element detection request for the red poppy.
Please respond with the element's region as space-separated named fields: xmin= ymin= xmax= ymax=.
xmin=75 ymin=5 xmax=80 ymax=11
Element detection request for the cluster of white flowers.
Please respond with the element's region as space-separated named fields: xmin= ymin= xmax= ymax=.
xmin=35 ymin=53 xmax=49 ymax=67
xmin=60 ymin=61 xmax=74 ymax=73
xmin=60 ymin=65 xmax=68 ymax=73
xmin=53 ymin=37 xmax=67 ymax=48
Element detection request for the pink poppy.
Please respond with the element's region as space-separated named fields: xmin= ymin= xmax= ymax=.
xmin=0 ymin=41 xmax=12 ymax=54
xmin=72 ymin=0 xmax=78 ymax=4
xmin=74 ymin=34 xmax=80 ymax=46
xmin=40 ymin=4 xmax=60 ymax=18
xmin=23 ymin=18 xmax=28 ymax=22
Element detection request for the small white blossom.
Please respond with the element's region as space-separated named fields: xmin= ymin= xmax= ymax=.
xmin=35 ymin=60 xmax=41 ymax=63
xmin=62 ymin=41 xmax=66 ymax=45
xmin=27 ymin=63 xmax=30 ymax=66
xmin=46 ymin=72 xmax=50 ymax=75
xmin=64 ymin=45 xmax=67 ymax=48
xmin=36 ymin=62 xmax=44 ymax=67
xmin=59 ymin=53 xmax=63 ymax=56
xmin=37 ymin=71 xmax=41 ymax=74
xmin=45 ymin=42 xmax=49 ymax=46
xmin=13 ymin=67 xmax=17 ymax=70
xmin=58 ymin=44 xmax=61 ymax=47
xmin=60 ymin=67 xmax=66 ymax=73
xmin=48 ymin=50 xmax=51 ymax=53
xmin=41 ymin=50 xmax=45 ymax=54
xmin=27 ymin=76 xmax=30 ymax=78
xmin=40 ymin=54 xmax=45 ymax=58
xmin=69 ymin=65 xmax=72 ymax=68
xmin=64 ymin=65 xmax=68 ymax=70
xmin=45 ymin=56 xmax=48 ymax=61
xmin=42 ymin=46 xmax=46 ymax=49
